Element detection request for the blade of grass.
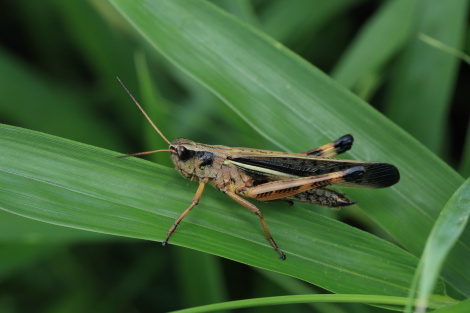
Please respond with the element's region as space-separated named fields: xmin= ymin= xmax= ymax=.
xmin=418 ymin=33 xmax=470 ymax=65
xmin=213 ymin=0 xmax=259 ymax=25
xmin=107 ymin=0 xmax=467 ymax=295
xmin=405 ymin=178 xmax=470 ymax=313
xmin=433 ymin=299 xmax=470 ymax=313
xmin=133 ymin=51 xmax=175 ymax=167
xmin=259 ymin=0 xmax=366 ymax=46
xmin=257 ymin=270 xmax=350 ymax=313
xmin=382 ymin=0 xmax=468 ymax=155
xmin=331 ymin=0 xmax=418 ymax=91
xmin=0 ymin=124 xmax=433 ymax=296
xmin=166 ymin=294 xmax=452 ymax=313
xmin=0 ymin=210 xmax=113 ymax=243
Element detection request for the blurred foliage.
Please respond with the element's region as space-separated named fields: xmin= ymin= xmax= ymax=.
xmin=0 ymin=0 xmax=468 ymax=312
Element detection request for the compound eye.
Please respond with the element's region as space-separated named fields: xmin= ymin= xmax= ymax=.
xmin=176 ymin=146 xmax=193 ymax=161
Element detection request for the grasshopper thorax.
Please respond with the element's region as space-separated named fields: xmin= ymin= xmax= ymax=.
xmin=169 ymin=138 xmax=217 ymax=181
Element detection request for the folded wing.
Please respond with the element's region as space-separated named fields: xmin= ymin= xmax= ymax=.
xmin=229 ymin=155 xmax=399 ymax=189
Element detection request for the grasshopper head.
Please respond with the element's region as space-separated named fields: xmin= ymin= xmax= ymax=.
xmin=169 ymin=138 xmax=216 ymax=181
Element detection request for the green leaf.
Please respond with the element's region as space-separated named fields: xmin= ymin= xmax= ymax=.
xmin=382 ymin=0 xmax=468 ymax=155
xmin=165 ymin=294 xmax=452 ymax=313
xmin=406 ymin=178 xmax=470 ymax=313
xmin=0 ymin=124 xmax=426 ymax=296
xmin=0 ymin=210 xmax=113 ymax=243
xmin=331 ymin=0 xmax=418 ymax=91
xmin=107 ymin=0 xmax=466 ymax=295
xmin=260 ymin=0 xmax=365 ymax=46
xmin=433 ymin=299 xmax=470 ymax=313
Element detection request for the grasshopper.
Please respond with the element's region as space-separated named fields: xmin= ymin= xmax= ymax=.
xmin=118 ymin=79 xmax=400 ymax=260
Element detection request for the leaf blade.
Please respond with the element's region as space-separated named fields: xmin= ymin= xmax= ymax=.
xmin=0 ymin=124 xmax=425 ymax=296
xmin=412 ymin=178 xmax=470 ymax=312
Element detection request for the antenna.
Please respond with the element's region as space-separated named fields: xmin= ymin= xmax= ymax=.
xmin=116 ymin=149 xmax=171 ymax=158
xmin=117 ymin=77 xmax=171 ymax=145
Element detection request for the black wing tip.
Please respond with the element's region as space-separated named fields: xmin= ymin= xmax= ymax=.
xmin=365 ymin=163 xmax=400 ymax=188
xmin=343 ymin=165 xmax=365 ymax=183
xmin=334 ymin=134 xmax=354 ymax=154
